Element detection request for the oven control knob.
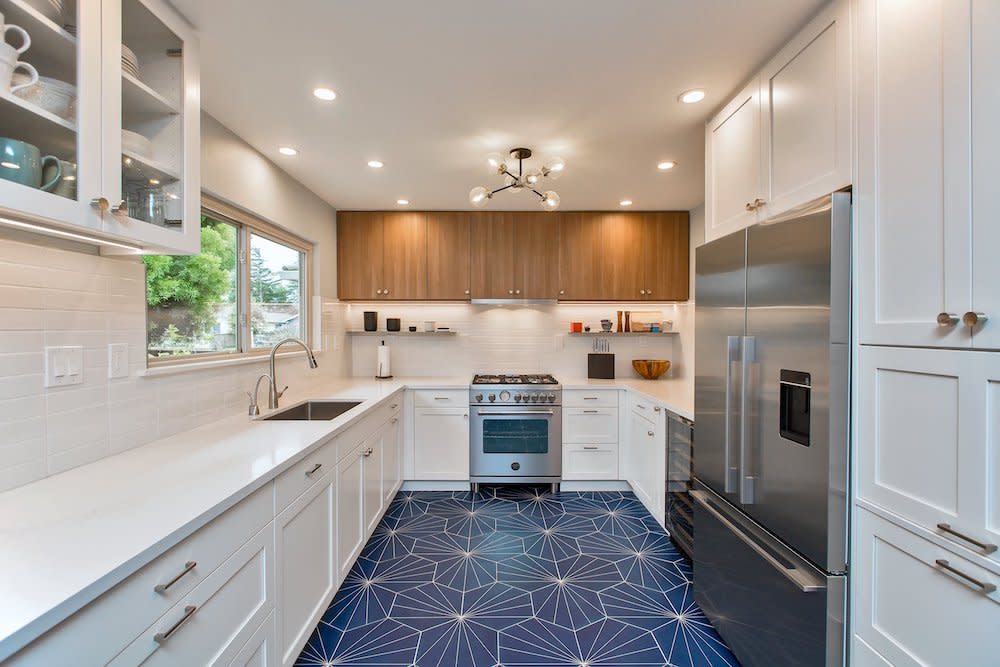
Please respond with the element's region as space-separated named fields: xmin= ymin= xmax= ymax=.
xmin=514 ymin=393 xmax=522 ymax=402
xmin=488 ymin=393 xmax=496 ymax=402
xmin=547 ymin=393 xmax=556 ymax=403
xmin=530 ymin=394 xmax=539 ymax=403
xmin=511 ymin=462 xmax=520 ymax=471
xmin=475 ymin=393 xmax=483 ymax=402
xmin=499 ymin=390 xmax=510 ymax=402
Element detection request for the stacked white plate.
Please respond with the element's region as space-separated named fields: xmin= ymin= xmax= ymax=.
xmin=12 ymin=74 xmax=77 ymax=120
xmin=122 ymin=129 xmax=153 ymax=159
xmin=121 ymin=44 xmax=139 ymax=78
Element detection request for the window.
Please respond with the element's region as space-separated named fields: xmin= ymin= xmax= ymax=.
xmin=145 ymin=198 xmax=311 ymax=364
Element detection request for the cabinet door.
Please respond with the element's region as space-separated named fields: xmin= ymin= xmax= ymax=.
xmin=470 ymin=212 xmax=514 ymax=299
xmin=602 ymin=212 xmax=645 ymax=301
xmin=642 ymin=212 xmax=689 ymax=301
xmin=363 ymin=433 xmax=384 ymax=535
xmin=759 ymin=0 xmax=851 ymax=219
xmin=563 ymin=408 xmax=618 ymax=444
xmin=413 ymin=407 xmax=470 ymax=480
xmin=0 ymin=0 xmax=104 ymax=237
xmin=627 ymin=411 xmax=651 ymax=502
xmin=858 ymin=346 xmax=999 ymax=566
xmin=337 ymin=212 xmax=384 ymax=300
xmin=853 ymin=508 xmax=1000 ymax=667
xmin=514 ymin=212 xmax=559 ymax=299
xmin=705 ymin=77 xmax=763 ymax=243
xmin=971 ymin=0 xmax=1000 ymax=350
xmin=426 ymin=212 xmax=471 ymax=300
xmin=856 ymin=0 xmax=972 ymax=347
xmin=228 ymin=612 xmax=274 ymax=667
xmin=382 ymin=415 xmax=401 ymax=507
xmin=558 ymin=213 xmax=606 ymax=300
xmin=275 ymin=474 xmax=336 ymax=666
xmin=381 ymin=211 xmax=427 ymax=300
xmin=101 ymin=0 xmax=201 ymax=254
xmin=337 ymin=448 xmax=365 ymax=581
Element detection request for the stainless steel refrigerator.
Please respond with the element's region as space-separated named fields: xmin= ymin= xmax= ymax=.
xmin=693 ymin=193 xmax=850 ymax=667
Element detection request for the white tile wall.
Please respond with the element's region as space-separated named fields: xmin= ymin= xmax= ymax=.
xmin=347 ymin=302 xmax=693 ymax=381
xmin=0 ymin=237 xmax=348 ymax=493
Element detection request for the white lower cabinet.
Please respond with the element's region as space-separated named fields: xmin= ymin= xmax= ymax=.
xmin=382 ymin=414 xmax=402 ymax=507
xmin=563 ymin=444 xmax=618 ymax=480
xmin=363 ymin=431 xmax=385 ymax=536
xmin=275 ymin=473 xmax=337 ymax=667
xmin=412 ymin=407 xmax=470 ymax=480
xmin=337 ymin=444 xmax=366 ymax=582
xmin=626 ymin=400 xmax=665 ymax=525
xmin=229 ymin=613 xmax=275 ymax=667
xmin=109 ymin=524 xmax=274 ymax=666
xmin=563 ymin=407 xmax=618 ymax=444
xmin=853 ymin=508 xmax=1000 ymax=667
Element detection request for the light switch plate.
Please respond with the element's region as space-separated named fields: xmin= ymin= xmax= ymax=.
xmin=108 ymin=343 xmax=129 ymax=379
xmin=45 ymin=346 xmax=84 ymax=387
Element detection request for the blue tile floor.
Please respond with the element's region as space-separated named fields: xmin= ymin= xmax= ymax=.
xmin=295 ymin=486 xmax=740 ymax=666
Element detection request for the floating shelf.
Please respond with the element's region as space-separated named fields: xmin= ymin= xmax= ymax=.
xmin=0 ymin=90 xmax=76 ymax=157
xmin=3 ymin=0 xmax=77 ymax=83
xmin=122 ymin=150 xmax=180 ymax=184
xmin=122 ymin=72 xmax=179 ymax=116
xmin=346 ymin=330 xmax=458 ymax=337
xmin=568 ymin=331 xmax=677 ymax=336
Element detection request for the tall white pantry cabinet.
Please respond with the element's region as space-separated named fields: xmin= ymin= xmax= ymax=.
xmin=852 ymin=1 xmax=1000 ymax=666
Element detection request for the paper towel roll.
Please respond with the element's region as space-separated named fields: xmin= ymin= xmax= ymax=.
xmin=376 ymin=342 xmax=391 ymax=378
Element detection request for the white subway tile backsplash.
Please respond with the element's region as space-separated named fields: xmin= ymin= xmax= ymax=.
xmin=0 ymin=352 xmax=44 ymax=377
xmin=0 ymin=396 xmax=44 ymax=423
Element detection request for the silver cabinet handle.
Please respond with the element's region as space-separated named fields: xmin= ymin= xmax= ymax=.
xmin=646 ymin=290 xmax=652 ymax=296
xmin=154 ymin=560 xmax=197 ymax=594
xmin=390 ymin=403 xmax=398 ymax=409
xmin=752 ymin=198 xmax=766 ymax=209
xmin=937 ymin=523 xmax=998 ymax=554
xmin=639 ymin=289 xmax=646 ymax=295
xmin=508 ymin=289 xmax=515 ymax=295
xmin=654 ymin=406 xmax=661 ymax=412
xmin=647 ymin=430 xmax=654 ymax=436
xmin=109 ymin=199 xmax=127 ymax=214
xmin=515 ymin=289 xmax=521 ymax=295
xmin=745 ymin=201 xmax=755 ymax=211
xmin=583 ymin=397 xmax=599 ymax=400
xmin=934 ymin=559 xmax=996 ymax=594
xmin=363 ymin=447 xmax=374 ymax=457
xmin=391 ymin=417 xmax=398 ymax=423
xmin=465 ymin=289 xmax=471 ymax=295
xmin=463 ymin=413 xmax=469 ymax=419
xmin=477 ymin=410 xmax=554 ymax=416
xmin=559 ymin=290 xmax=565 ymax=295
xmin=583 ymin=446 xmax=599 ymax=450
xmin=582 ymin=409 xmax=600 ymax=414
xmin=305 ymin=463 xmax=323 ymax=476
xmin=937 ymin=312 xmax=959 ymax=326
xmin=90 ymin=197 xmax=109 ymax=211
xmin=740 ymin=335 xmax=758 ymax=505
xmin=154 ymin=605 xmax=198 ymax=643
xmin=376 ymin=289 xmax=382 ymax=295
xmin=724 ymin=335 xmax=741 ymax=494
xmin=383 ymin=288 xmax=390 ymax=295
xmin=434 ymin=396 xmax=450 ymax=401
xmin=963 ymin=311 xmax=988 ymax=327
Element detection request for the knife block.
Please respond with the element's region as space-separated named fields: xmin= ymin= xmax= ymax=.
xmin=588 ymin=353 xmax=615 ymax=379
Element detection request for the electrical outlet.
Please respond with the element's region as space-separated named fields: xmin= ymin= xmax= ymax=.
xmin=45 ymin=346 xmax=84 ymax=387
xmin=108 ymin=343 xmax=129 ymax=379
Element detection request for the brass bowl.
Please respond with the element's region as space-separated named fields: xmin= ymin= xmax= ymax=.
xmin=632 ymin=359 xmax=670 ymax=380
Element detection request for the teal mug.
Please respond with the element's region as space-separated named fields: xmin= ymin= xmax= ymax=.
xmin=43 ymin=159 xmax=75 ymax=199
xmin=0 ymin=137 xmax=61 ymax=191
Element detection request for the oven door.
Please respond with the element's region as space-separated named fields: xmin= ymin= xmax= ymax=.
xmin=471 ymin=406 xmax=562 ymax=479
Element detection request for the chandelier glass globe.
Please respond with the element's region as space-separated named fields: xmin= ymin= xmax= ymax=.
xmin=469 ymin=186 xmax=491 ymax=207
xmin=486 ymin=152 xmax=507 ymax=175
xmin=540 ymin=191 xmax=560 ymax=211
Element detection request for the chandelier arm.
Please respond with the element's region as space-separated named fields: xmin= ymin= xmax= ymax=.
xmin=490 ymin=184 xmax=516 ymax=196
xmin=531 ymin=189 xmax=546 ymax=199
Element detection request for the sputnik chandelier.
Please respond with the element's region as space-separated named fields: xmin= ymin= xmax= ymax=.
xmin=468 ymin=147 xmax=565 ymax=211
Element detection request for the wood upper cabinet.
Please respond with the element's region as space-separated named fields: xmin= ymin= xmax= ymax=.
xmin=337 ymin=211 xmax=384 ymax=300
xmin=643 ymin=212 xmax=689 ymax=301
xmin=558 ymin=213 xmax=606 ymax=300
xmin=514 ymin=213 xmax=559 ymax=299
xmin=426 ymin=212 xmax=471 ymax=299
xmin=382 ymin=212 xmax=427 ymax=300
xmin=470 ymin=212 xmax=516 ymax=298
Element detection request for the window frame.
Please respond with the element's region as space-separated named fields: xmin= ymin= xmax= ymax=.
xmin=146 ymin=195 xmax=313 ymax=367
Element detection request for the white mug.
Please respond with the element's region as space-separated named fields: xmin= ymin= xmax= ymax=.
xmin=0 ymin=42 xmax=37 ymax=94
xmin=0 ymin=13 xmax=31 ymax=55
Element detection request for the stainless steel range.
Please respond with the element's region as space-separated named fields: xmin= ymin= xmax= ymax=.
xmin=469 ymin=374 xmax=562 ymax=492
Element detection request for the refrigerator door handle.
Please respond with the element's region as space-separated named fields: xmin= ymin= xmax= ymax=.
xmin=740 ymin=336 xmax=757 ymax=504
xmin=692 ymin=490 xmax=826 ymax=593
xmin=725 ymin=336 xmax=742 ymax=493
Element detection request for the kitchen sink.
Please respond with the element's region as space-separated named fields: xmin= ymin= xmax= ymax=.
xmin=261 ymin=400 xmax=362 ymax=421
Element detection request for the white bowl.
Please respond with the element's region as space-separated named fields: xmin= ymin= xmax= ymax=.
xmin=12 ymin=74 xmax=77 ymax=120
xmin=121 ymin=44 xmax=139 ymax=74
xmin=121 ymin=129 xmax=153 ymax=159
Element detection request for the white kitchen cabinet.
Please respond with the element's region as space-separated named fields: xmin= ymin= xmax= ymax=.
xmin=627 ymin=401 xmax=665 ymax=525
xmin=229 ymin=613 xmax=275 ymax=667
xmin=275 ymin=472 xmax=336 ymax=667
xmin=853 ymin=508 xmax=1000 ymax=667
xmin=759 ymin=0 xmax=851 ymax=219
xmin=382 ymin=413 xmax=402 ymax=507
xmin=704 ymin=77 xmax=764 ymax=243
xmin=337 ymin=444 xmax=365 ymax=582
xmin=858 ymin=346 xmax=1000 ymax=566
xmin=563 ymin=443 xmax=618 ymax=481
xmin=563 ymin=407 xmax=618 ymax=444
xmin=856 ymin=0 xmax=1000 ymax=349
xmin=412 ymin=407 xmax=470 ymax=480
xmin=0 ymin=0 xmax=199 ymax=253
xmin=363 ymin=427 xmax=385 ymax=536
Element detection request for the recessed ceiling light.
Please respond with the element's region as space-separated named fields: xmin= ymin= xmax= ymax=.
xmin=313 ymin=87 xmax=337 ymax=101
xmin=279 ymin=146 xmax=298 ymax=156
xmin=657 ymin=161 xmax=676 ymax=170
xmin=619 ymin=199 xmax=633 ymax=207
xmin=396 ymin=199 xmax=409 ymax=206
xmin=368 ymin=160 xmax=384 ymax=169
xmin=148 ymin=178 xmax=160 ymax=185
xmin=678 ymin=89 xmax=705 ymax=104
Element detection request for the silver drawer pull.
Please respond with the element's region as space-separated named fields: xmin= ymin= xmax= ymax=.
xmin=390 ymin=403 xmax=399 ymax=409
xmin=583 ymin=446 xmax=599 ymax=450
xmin=647 ymin=430 xmax=654 ymax=436
xmin=391 ymin=417 xmax=399 ymax=423
xmin=937 ymin=523 xmax=998 ymax=554
xmin=154 ymin=605 xmax=198 ymax=643
xmin=583 ymin=396 xmax=599 ymax=400
xmin=363 ymin=447 xmax=374 ymax=457
xmin=934 ymin=559 xmax=997 ymax=594
xmin=305 ymin=463 xmax=323 ymax=476
xmin=635 ymin=404 xmax=647 ymax=410
xmin=654 ymin=406 xmax=661 ymax=412
xmin=434 ymin=396 xmax=450 ymax=401
xmin=154 ymin=561 xmax=197 ymax=594
xmin=582 ymin=409 xmax=600 ymax=414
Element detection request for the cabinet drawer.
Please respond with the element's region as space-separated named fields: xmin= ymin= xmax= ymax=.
xmin=564 ymin=389 xmax=619 ymax=408
xmin=854 ymin=508 xmax=999 ymax=667
xmin=228 ymin=612 xmax=275 ymax=667
xmin=563 ymin=444 xmax=619 ymax=480
xmin=274 ymin=436 xmax=338 ymax=512
xmin=110 ymin=523 xmax=274 ymax=666
xmin=563 ymin=407 xmax=618 ymax=444
xmin=412 ymin=389 xmax=468 ymax=407
xmin=7 ymin=484 xmax=273 ymax=667
xmin=628 ymin=394 xmax=661 ymax=416
xmin=336 ymin=396 xmax=402 ymax=462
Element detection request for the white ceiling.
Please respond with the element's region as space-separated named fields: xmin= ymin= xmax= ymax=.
xmin=172 ymin=0 xmax=826 ymax=212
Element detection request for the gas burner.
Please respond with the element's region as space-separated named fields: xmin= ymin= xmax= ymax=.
xmin=472 ymin=373 xmax=559 ymax=385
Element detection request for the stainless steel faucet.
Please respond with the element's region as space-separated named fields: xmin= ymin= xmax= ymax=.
xmin=268 ymin=337 xmax=318 ymax=409
xmin=247 ymin=374 xmax=272 ymax=416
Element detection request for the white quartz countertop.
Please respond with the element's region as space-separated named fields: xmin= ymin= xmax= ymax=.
xmin=0 ymin=373 xmax=690 ymax=659
xmin=560 ymin=377 xmax=694 ymax=421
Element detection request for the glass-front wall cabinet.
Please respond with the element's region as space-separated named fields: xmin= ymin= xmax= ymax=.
xmin=0 ymin=0 xmax=198 ymax=254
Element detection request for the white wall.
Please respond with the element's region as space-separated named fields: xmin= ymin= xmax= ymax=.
xmin=0 ymin=113 xmax=348 ymax=492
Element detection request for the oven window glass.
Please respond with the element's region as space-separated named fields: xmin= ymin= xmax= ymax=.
xmin=482 ymin=418 xmax=549 ymax=454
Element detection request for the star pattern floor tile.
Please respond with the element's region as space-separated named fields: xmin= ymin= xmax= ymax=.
xmin=295 ymin=486 xmax=740 ymax=667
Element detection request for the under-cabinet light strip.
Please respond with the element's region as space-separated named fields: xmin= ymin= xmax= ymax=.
xmin=0 ymin=217 xmax=144 ymax=252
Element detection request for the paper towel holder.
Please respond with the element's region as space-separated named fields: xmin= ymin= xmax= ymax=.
xmin=375 ymin=339 xmax=393 ymax=379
